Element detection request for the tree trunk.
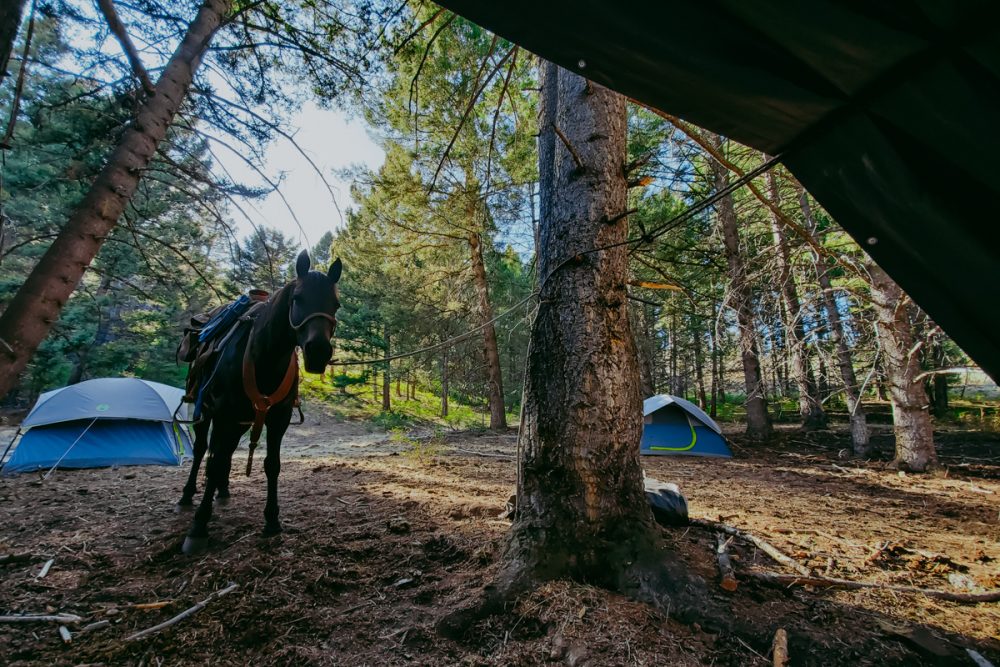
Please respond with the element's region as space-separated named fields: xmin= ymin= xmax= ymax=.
xmin=382 ymin=325 xmax=390 ymax=412
xmin=692 ymin=320 xmax=708 ymax=410
xmin=496 ymin=63 xmax=664 ymax=595
xmin=867 ymin=262 xmax=937 ymax=471
xmin=708 ymin=133 xmax=772 ymax=440
xmin=0 ymin=0 xmax=26 ymax=89
xmin=435 ymin=66 xmax=722 ymax=641
xmin=800 ymin=191 xmax=870 ymax=455
xmin=468 ymin=232 xmax=507 ymax=430
xmin=0 ymin=0 xmax=231 ymax=400
xmin=765 ymin=168 xmax=825 ymax=430
xmin=931 ymin=337 xmax=949 ymax=418
xmin=709 ymin=295 xmax=720 ymax=418
xmin=440 ymin=347 xmax=449 ymax=418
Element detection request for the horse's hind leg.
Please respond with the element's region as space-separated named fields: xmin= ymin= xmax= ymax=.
xmin=177 ymin=420 xmax=210 ymax=508
xmin=182 ymin=422 xmax=242 ymax=555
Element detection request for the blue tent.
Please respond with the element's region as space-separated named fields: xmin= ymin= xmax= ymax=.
xmin=641 ymin=394 xmax=732 ymax=458
xmin=2 ymin=378 xmax=190 ymax=475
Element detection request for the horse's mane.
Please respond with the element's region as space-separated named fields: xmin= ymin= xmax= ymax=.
xmin=249 ymin=281 xmax=295 ymax=354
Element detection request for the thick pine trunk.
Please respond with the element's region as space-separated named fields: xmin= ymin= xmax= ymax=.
xmin=708 ymin=133 xmax=772 ymax=440
xmin=800 ymin=191 xmax=870 ymax=455
xmin=502 ymin=63 xmax=660 ymax=589
xmin=867 ymin=262 xmax=937 ymax=471
xmin=468 ymin=232 xmax=507 ymax=430
xmin=0 ymin=0 xmax=231 ymax=399
xmin=765 ymin=169 xmax=825 ymax=429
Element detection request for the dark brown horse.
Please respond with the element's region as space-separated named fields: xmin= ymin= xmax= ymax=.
xmin=179 ymin=250 xmax=342 ymax=555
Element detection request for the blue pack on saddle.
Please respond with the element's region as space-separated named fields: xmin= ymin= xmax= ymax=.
xmin=178 ymin=290 xmax=269 ymax=420
xmin=199 ymin=295 xmax=252 ymax=345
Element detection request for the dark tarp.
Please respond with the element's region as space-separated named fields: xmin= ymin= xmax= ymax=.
xmin=436 ymin=0 xmax=1000 ymax=381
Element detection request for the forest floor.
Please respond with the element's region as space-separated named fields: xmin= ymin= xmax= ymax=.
xmin=1 ymin=404 xmax=999 ymax=666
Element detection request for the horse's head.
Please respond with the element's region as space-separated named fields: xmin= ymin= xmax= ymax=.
xmin=290 ymin=249 xmax=343 ymax=374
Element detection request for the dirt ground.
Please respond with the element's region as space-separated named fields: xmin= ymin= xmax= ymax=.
xmin=1 ymin=405 xmax=998 ymax=666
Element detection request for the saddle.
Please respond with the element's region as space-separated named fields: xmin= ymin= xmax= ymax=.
xmin=178 ymin=290 xmax=271 ymax=419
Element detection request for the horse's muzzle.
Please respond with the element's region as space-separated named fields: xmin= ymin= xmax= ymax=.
xmin=302 ymin=339 xmax=333 ymax=374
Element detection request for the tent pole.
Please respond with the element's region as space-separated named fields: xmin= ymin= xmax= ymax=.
xmin=43 ymin=418 xmax=97 ymax=480
xmin=0 ymin=427 xmax=21 ymax=472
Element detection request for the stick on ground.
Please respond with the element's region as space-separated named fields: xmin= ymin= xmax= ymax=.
xmin=746 ymin=570 xmax=1000 ymax=604
xmin=36 ymin=558 xmax=54 ymax=579
xmin=0 ymin=613 xmax=83 ymax=624
xmin=772 ymin=628 xmax=788 ymax=667
xmin=126 ymin=583 xmax=239 ymax=641
xmin=691 ymin=518 xmax=812 ymax=577
xmin=715 ymin=533 xmax=738 ymax=592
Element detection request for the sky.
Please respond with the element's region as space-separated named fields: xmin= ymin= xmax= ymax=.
xmin=211 ymin=103 xmax=386 ymax=250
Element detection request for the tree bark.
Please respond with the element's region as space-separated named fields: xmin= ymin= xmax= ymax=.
xmin=494 ymin=62 xmax=678 ymax=598
xmin=930 ymin=336 xmax=950 ymax=418
xmin=765 ymin=168 xmax=825 ymax=429
xmin=0 ymin=0 xmax=231 ymax=400
xmin=440 ymin=346 xmax=449 ymax=418
xmin=382 ymin=325 xmax=390 ymax=412
xmin=708 ymin=133 xmax=772 ymax=440
xmin=867 ymin=262 xmax=937 ymax=471
xmin=437 ymin=66 xmax=719 ymax=641
xmin=0 ymin=0 xmax=26 ymax=88
xmin=800 ymin=191 xmax=870 ymax=455
xmin=692 ymin=319 xmax=708 ymax=410
xmin=468 ymin=232 xmax=507 ymax=429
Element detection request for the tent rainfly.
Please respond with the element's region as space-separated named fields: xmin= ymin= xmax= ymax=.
xmin=2 ymin=378 xmax=190 ymax=475
xmin=641 ymin=394 xmax=732 ymax=458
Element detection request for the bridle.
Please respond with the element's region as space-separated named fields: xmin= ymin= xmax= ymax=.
xmin=242 ymin=293 xmax=338 ymax=476
xmin=289 ymin=309 xmax=337 ymax=333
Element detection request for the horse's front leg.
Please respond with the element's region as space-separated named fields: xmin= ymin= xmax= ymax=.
xmin=178 ymin=419 xmax=210 ymax=508
xmin=182 ymin=422 xmax=244 ymax=555
xmin=262 ymin=406 xmax=292 ymax=536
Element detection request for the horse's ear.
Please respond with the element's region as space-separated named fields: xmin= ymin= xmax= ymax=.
xmin=328 ymin=257 xmax=343 ymax=283
xmin=295 ymin=249 xmax=310 ymax=279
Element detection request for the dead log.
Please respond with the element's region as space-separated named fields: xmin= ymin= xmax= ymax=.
xmin=715 ymin=533 xmax=738 ymax=592
xmin=690 ymin=518 xmax=812 ymax=576
xmin=746 ymin=570 xmax=1000 ymax=603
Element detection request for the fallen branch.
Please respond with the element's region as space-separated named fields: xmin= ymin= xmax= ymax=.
xmin=126 ymin=583 xmax=239 ymax=641
xmin=36 ymin=558 xmax=54 ymax=579
xmin=81 ymin=620 xmax=111 ymax=633
xmin=131 ymin=601 xmax=172 ymax=611
xmin=715 ymin=534 xmax=738 ymax=592
xmin=0 ymin=613 xmax=83 ymax=624
xmin=690 ymin=518 xmax=812 ymax=577
xmin=746 ymin=570 xmax=1000 ymax=603
xmin=449 ymin=447 xmax=514 ymax=460
xmin=771 ymin=628 xmax=789 ymax=667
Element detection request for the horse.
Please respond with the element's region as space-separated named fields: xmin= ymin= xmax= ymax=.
xmin=178 ymin=250 xmax=342 ymax=555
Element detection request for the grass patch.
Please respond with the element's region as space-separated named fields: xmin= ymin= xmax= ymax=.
xmin=299 ymin=371 xmax=513 ymax=430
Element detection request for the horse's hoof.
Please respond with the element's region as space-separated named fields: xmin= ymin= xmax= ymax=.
xmin=216 ymin=494 xmax=230 ymax=506
xmin=181 ymin=535 xmax=209 ymax=556
xmin=262 ymin=522 xmax=282 ymax=537
xmin=174 ymin=502 xmax=194 ymax=514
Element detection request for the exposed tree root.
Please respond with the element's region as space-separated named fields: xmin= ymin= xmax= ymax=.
xmin=436 ymin=524 xmax=738 ymax=640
